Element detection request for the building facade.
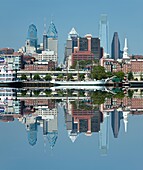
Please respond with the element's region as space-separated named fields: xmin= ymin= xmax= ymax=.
xmin=111 ymin=32 xmax=120 ymax=60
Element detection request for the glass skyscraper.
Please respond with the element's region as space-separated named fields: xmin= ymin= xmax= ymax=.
xmin=47 ymin=21 xmax=58 ymax=39
xmin=99 ymin=14 xmax=109 ymax=58
xmin=27 ymin=24 xmax=38 ymax=49
xmin=111 ymin=32 xmax=120 ymax=60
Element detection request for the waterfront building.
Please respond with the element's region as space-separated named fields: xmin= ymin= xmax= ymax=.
xmin=99 ymin=14 xmax=109 ymax=58
xmin=111 ymin=32 xmax=120 ymax=60
xmin=35 ymin=50 xmax=57 ymax=62
xmin=0 ymin=48 xmax=14 ymax=54
xmin=0 ymin=52 xmax=24 ymax=71
xmin=27 ymin=24 xmax=38 ymax=50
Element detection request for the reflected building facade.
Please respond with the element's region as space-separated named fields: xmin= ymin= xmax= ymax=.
xmin=1 ymin=88 xmax=143 ymax=154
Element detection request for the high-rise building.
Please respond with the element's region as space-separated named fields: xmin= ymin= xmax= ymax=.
xmin=68 ymin=27 xmax=78 ymax=52
xmin=111 ymin=32 xmax=120 ymax=60
xmin=99 ymin=14 xmax=109 ymax=58
xmin=64 ymin=28 xmax=79 ymax=68
xmin=99 ymin=112 xmax=109 ymax=155
xmin=43 ymin=22 xmax=48 ymax=51
xmin=111 ymin=110 xmax=123 ymax=138
xmin=47 ymin=21 xmax=58 ymax=65
xmin=27 ymin=24 xmax=38 ymax=49
xmin=27 ymin=123 xmax=38 ymax=146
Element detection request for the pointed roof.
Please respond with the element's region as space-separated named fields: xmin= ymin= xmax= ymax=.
xmin=69 ymin=27 xmax=78 ymax=36
xmin=68 ymin=27 xmax=79 ymax=40
xmin=47 ymin=131 xmax=58 ymax=149
xmin=47 ymin=21 xmax=58 ymax=39
xmin=123 ymin=38 xmax=130 ymax=59
xmin=69 ymin=132 xmax=78 ymax=143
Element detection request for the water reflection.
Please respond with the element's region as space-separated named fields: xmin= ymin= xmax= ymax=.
xmin=0 ymin=87 xmax=142 ymax=155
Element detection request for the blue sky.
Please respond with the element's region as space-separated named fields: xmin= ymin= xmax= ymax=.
xmin=0 ymin=0 xmax=143 ymax=62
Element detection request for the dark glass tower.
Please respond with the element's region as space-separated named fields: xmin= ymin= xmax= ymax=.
xmin=111 ymin=110 xmax=123 ymax=138
xmin=111 ymin=32 xmax=120 ymax=60
xmin=27 ymin=24 xmax=38 ymax=49
xmin=43 ymin=23 xmax=48 ymax=51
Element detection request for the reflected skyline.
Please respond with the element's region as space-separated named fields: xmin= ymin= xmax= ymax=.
xmin=0 ymin=87 xmax=142 ymax=156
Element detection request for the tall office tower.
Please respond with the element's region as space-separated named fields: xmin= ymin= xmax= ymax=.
xmin=99 ymin=14 xmax=109 ymax=58
xmin=47 ymin=21 xmax=58 ymax=53
xmin=111 ymin=32 xmax=120 ymax=60
xmin=43 ymin=22 xmax=48 ymax=51
xmin=99 ymin=112 xmax=109 ymax=155
xmin=47 ymin=21 xmax=58 ymax=65
xmin=64 ymin=28 xmax=79 ymax=68
xmin=27 ymin=123 xmax=38 ymax=146
xmin=91 ymin=37 xmax=100 ymax=60
xmin=79 ymin=37 xmax=88 ymax=51
xmin=111 ymin=110 xmax=123 ymax=138
xmin=27 ymin=24 xmax=38 ymax=49
xmin=68 ymin=27 xmax=79 ymax=52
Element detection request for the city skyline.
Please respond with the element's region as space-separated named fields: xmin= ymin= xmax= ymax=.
xmin=0 ymin=0 xmax=143 ymax=63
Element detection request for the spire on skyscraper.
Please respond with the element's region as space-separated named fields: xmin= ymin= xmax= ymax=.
xmin=43 ymin=18 xmax=47 ymax=35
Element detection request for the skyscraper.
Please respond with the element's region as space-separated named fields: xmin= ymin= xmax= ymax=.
xmin=99 ymin=14 xmax=109 ymax=58
xmin=111 ymin=32 xmax=120 ymax=60
xmin=111 ymin=110 xmax=123 ymax=138
xmin=43 ymin=22 xmax=48 ymax=51
xmin=27 ymin=123 xmax=37 ymax=146
xmin=64 ymin=28 xmax=79 ymax=68
xmin=27 ymin=24 xmax=38 ymax=49
xmin=47 ymin=21 xmax=58 ymax=65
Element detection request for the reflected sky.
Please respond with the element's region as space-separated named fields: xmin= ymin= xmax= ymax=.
xmin=0 ymin=87 xmax=143 ymax=170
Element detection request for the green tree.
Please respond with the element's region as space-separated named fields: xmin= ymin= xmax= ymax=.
xmin=128 ymin=89 xmax=134 ymax=98
xmin=44 ymin=89 xmax=52 ymax=96
xmin=57 ymin=74 xmax=64 ymax=80
xmin=21 ymin=74 xmax=27 ymax=80
xmin=91 ymin=91 xmax=113 ymax=105
xmin=33 ymin=90 xmax=40 ymax=96
xmin=44 ymin=74 xmax=52 ymax=81
xmin=114 ymin=91 xmax=125 ymax=99
xmin=91 ymin=65 xmax=107 ymax=80
xmin=67 ymin=73 xmax=73 ymax=80
xmin=55 ymin=67 xmax=62 ymax=71
xmin=128 ymin=71 xmax=134 ymax=80
xmin=21 ymin=90 xmax=27 ymax=96
xmin=33 ymin=74 xmax=41 ymax=80
xmin=114 ymin=71 xmax=125 ymax=80
xmin=79 ymin=73 xmax=85 ymax=81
